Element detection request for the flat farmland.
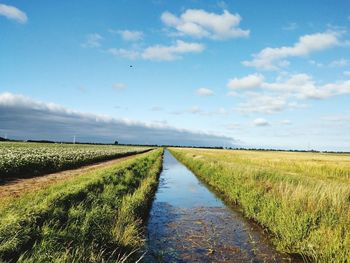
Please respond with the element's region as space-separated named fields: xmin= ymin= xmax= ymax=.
xmin=1 ymin=143 xmax=350 ymax=262
xmin=0 ymin=148 xmax=163 ymax=262
xmin=169 ymin=148 xmax=350 ymax=262
xmin=0 ymin=142 xmax=151 ymax=182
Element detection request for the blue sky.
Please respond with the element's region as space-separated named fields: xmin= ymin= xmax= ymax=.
xmin=1 ymin=0 xmax=350 ymax=150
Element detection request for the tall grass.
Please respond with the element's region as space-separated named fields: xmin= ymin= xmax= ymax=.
xmin=0 ymin=149 xmax=163 ymax=262
xmin=169 ymin=148 xmax=350 ymax=262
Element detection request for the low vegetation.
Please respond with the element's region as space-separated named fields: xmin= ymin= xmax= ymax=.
xmin=0 ymin=142 xmax=150 ymax=180
xmin=0 ymin=149 xmax=163 ymax=262
xmin=169 ymin=148 xmax=350 ymax=262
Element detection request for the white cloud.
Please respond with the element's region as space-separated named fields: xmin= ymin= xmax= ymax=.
xmin=253 ymin=118 xmax=269 ymax=126
xmin=142 ymin=40 xmax=204 ymax=61
xmin=282 ymin=22 xmax=298 ymax=31
xmin=108 ymin=48 xmax=139 ymax=59
xmin=344 ymin=71 xmax=350 ymax=77
xmin=235 ymin=93 xmax=289 ymax=114
xmin=189 ymin=106 xmax=203 ymax=114
xmin=117 ymin=30 xmax=144 ymax=41
xmin=0 ymin=92 xmax=236 ymax=147
xmin=108 ymin=40 xmax=204 ymax=61
xmin=196 ymin=88 xmax=214 ymax=96
xmin=243 ymin=31 xmax=341 ymax=70
xmin=329 ymin=58 xmax=348 ymax=67
xmin=227 ymin=73 xmax=264 ymax=89
xmin=309 ymin=60 xmax=324 ymax=67
xmin=82 ymin=33 xmax=103 ymax=48
xmin=161 ymin=9 xmax=249 ymax=40
xmin=228 ymin=72 xmax=350 ymax=100
xmin=0 ymin=4 xmax=27 ymax=23
xmin=217 ymin=1 xmax=228 ymax=9
xmin=113 ymin=83 xmax=127 ymax=90
xmin=261 ymin=73 xmax=350 ymax=99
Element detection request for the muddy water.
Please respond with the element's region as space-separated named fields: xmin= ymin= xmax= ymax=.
xmin=144 ymin=150 xmax=296 ymax=262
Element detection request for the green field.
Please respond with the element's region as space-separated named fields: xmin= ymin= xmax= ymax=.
xmin=169 ymin=148 xmax=350 ymax=262
xmin=0 ymin=148 xmax=163 ymax=262
xmin=0 ymin=142 xmax=150 ymax=180
xmin=1 ymin=143 xmax=350 ymax=262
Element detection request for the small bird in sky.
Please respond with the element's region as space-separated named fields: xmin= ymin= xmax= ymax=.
xmin=129 ymin=65 xmax=133 ymax=68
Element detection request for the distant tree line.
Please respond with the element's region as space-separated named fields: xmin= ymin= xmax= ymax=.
xmin=0 ymin=136 xmax=349 ymax=154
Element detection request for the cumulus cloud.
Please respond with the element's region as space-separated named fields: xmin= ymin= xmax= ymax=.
xmin=227 ymin=73 xmax=264 ymax=89
xmin=161 ymin=9 xmax=249 ymax=40
xmin=82 ymin=33 xmax=103 ymax=48
xmin=242 ymin=31 xmax=341 ymax=70
xmin=142 ymin=40 xmax=204 ymax=61
xmin=0 ymin=3 xmax=27 ymax=23
xmin=196 ymin=88 xmax=214 ymax=96
xmin=0 ymin=93 xmax=235 ymax=147
xmin=228 ymin=72 xmax=350 ymax=100
xmin=253 ymin=118 xmax=269 ymax=126
xmin=261 ymin=73 xmax=350 ymax=99
xmin=235 ymin=93 xmax=290 ymax=114
xmin=108 ymin=40 xmax=204 ymax=61
xmin=117 ymin=30 xmax=144 ymax=41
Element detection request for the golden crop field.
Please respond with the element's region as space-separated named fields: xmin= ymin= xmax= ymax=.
xmin=170 ymin=148 xmax=350 ymax=262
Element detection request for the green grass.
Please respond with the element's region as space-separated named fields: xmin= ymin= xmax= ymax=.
xmin=169 ymin=148 xmax=350 ymax=262
xmin=0 ymin=148 xmax=163 ymax=262
xmin=0 ymin=142 xmax=151 ymax=180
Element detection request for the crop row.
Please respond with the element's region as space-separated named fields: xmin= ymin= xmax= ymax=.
xmin=0 ymin=148 xmax=163 ymax=262
xmin=0 ymin=142 xmax=150 ymax=180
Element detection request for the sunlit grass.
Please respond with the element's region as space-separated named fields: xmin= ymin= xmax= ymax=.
xmin=0 ymin=149 xmax=163 ymax=262
xmin=169 ymin=148 xmax=350 ymax=262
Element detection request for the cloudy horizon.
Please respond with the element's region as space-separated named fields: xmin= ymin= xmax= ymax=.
xmin=1 ymin=1 xmax=349 ymax=151
xmin=0 ymin=92 xmax=237 ymax=147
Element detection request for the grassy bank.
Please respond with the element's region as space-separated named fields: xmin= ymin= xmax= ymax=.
xmin=0 ymin=142 xmax=151 ymax=181
xmin=169 ymin=148 xmax=350 ymax=262
xmin=0 ymin=148 xmax=163 ymax=262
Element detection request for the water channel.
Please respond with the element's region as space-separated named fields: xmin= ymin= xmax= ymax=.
xmin=145 ymin=150 xmax=296 ymax=262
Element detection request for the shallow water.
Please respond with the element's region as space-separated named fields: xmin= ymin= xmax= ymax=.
xmin=144 ymin=150 xmax=296 ymax=262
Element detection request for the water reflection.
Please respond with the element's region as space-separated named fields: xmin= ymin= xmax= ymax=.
xmin=144 ymin=150 xmax=296 ymax=262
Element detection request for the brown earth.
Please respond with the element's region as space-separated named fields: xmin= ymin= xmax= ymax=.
xmin=0 ymin=152 xmax=145 ymax=200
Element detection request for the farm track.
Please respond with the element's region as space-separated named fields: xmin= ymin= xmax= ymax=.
xmin=0 ymin=150 xmax=151 ymax=200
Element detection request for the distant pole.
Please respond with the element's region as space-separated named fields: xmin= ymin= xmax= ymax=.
xmin=73 ymin=135 xmax=76 ymax=144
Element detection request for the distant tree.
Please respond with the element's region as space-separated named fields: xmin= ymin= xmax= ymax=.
xmin=114 ymin=140 xmax=119 ymax=145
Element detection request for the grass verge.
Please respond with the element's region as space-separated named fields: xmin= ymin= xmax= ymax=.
xmin=0 ymin=148 xmax=163 ymax=262
xmin=169 ymin=148 xmax=350 ymax=262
